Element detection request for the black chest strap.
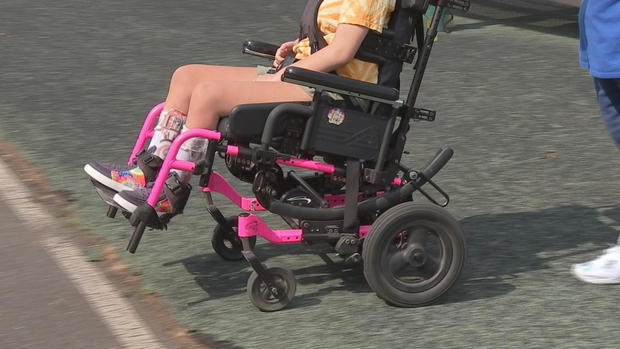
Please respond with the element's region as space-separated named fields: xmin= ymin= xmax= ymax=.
xmin=298 ymin=0 xmax=416 ymax=64
xmin=299 ymin=0 xmax=328 ymax=53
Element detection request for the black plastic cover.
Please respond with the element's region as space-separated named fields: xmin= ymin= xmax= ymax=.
xmin=303 ymin=99 xmax=391 ymax=161
xmin=221 ymin=102 xmax=310 ymax=142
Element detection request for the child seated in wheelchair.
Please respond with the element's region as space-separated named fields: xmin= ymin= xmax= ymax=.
xmin=84 ymin=0 xmax=397 ymax=214
xmin=84 ymin=0 xmax=471 ymax=311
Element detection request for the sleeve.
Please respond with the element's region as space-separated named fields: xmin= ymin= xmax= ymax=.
xmin=338 ymin=0 xmax=395 ymax=33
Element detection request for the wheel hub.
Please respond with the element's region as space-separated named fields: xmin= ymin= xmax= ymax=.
xmin=269 ymin=286 xmax=280 ymax=297
xmin=406 ymin=247 xmax=427 ymax=267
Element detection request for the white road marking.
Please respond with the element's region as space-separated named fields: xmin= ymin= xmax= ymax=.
xmin=0 ymin=158 xmax=166 ymax=349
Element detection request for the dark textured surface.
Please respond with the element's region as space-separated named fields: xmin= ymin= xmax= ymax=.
xmin=2 ymin=0 xmax=620 ymax=348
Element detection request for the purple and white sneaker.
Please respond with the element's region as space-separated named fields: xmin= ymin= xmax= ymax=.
xmin=84 ymin=161 xmax=148 ymax=192
xmin=113 ymin=173 xmax=192 ymax=215
xmin=84 ymin=150 xmax=163 ymax=193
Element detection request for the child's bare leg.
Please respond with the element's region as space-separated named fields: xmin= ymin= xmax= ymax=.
xmin=165 ymin=79 xmax=311 ymax=183
xmin=148 ymin=65 xmax=258 ymax=159
xmin=164 ymin=65 xmax=258 ymax=113
xmin=185 ymin=80 xmax=312 ymax=129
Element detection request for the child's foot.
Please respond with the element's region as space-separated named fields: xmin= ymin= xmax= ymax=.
xmin=572 ymin=245 xmax=620 ymax=284
xmin=84 ymin=161 xmax=147 ymax=192
xmin=112 ymin=173 xmax=191 ymax=215
xmin=84 ymin=151 xmax=162 ymax=192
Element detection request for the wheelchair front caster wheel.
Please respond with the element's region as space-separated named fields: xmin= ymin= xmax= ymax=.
xmin=362 ymin=202 xmax=466 ymax=307
xmin=212 ymin=216 xmax=257 ymax=261
xmin=247 ymin=264 xmax=297 ymax=312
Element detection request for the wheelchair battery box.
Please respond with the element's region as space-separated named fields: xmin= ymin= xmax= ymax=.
xmin=301 ymin=99 xmax=391 ymax=161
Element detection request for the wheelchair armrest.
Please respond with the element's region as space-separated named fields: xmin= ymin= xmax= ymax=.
xmin=282 ymin=66 xmax=401 ymax=105
xmin=242 ymin=40 xmax=279 ymax=60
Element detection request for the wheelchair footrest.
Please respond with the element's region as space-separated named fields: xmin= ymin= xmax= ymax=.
xmin=129 ymin=204 xmax=166 ymax=230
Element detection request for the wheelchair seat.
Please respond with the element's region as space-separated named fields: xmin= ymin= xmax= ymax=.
xmin=217 ymin=101 xmax=310 ymax=142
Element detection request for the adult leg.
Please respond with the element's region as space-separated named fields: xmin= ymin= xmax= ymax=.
xmin=594 ymin=77 xmax=620 ymax=245
xmin=594 ymin=78 xmax=620 ymax=149
xmin=572 ymin=77 xmax=620 ymax=284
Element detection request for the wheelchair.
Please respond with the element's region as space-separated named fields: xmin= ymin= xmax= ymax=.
xmin=94 ymin=0 xmax=470 ymax=311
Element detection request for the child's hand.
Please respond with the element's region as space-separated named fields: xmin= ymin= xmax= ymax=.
xmin=274 ymin=40 xmax=298 ymax=67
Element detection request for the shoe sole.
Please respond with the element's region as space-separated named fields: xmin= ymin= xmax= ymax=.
xmin=113 ymin=193 xmax=170 ymax=218
xmin=571 ymin=267 xmax=620 ymax=284
xmin=89 ymin=178 xmax=119 ymax=207
xmin=113 ymin=193 xmax=138 ymax=214
xmin=84 ymin=164 xmax=137 ymax=194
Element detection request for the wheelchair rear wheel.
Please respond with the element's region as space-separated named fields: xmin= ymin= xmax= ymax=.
xmin=212 ymin=216 xmax=257 ymax=261
xmin=362 ymin=202 xmax=465 ymax=307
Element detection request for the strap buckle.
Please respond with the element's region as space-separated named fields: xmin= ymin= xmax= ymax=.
xmin=135 ymin=149 xmax=158 ymax=166
xmin=165 ymin=172 xmax=185 ymax=194
xmin=399 ymin=44 xmax=417 ymax=64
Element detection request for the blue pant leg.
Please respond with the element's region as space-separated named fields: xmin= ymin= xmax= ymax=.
xmin=594 ymin=77 xmax=620 ymax=148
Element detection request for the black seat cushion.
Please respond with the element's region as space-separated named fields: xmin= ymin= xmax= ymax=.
xmin=217 ymin=102 xmax=309 ymax=143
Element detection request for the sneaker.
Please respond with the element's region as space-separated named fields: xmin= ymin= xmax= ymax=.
xmin=84 ymin=161 xmax=147 ymax=192
xmin=572 ymin=245 xmax=620 ymax=284
xmin=112 ymin=173 xmax=191 ymax=215
xmin=84 ymin=150 xmax=162 ymax=193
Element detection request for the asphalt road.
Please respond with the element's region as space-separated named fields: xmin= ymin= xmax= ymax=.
xmin=2 ymin=0 xmax=620 ymax=348
xmin=0 ymin=199 xmax=122 ymax=349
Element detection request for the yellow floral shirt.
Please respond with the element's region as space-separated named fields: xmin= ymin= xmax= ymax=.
xmin=293 ymin=0 xmax=397 ymax=83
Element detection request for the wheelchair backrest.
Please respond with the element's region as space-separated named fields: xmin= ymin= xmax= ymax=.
xmin=300 ymin=0 xmax=428 ymax=93
xmin=374 ymin=2 xmax=423 ymax=91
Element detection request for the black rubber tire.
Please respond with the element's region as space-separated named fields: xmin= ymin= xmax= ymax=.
xmin=247 ymin=263 xmax=297 ymax=312
xmin=362 ymin=202 xmax=466 ymax=307
xmin=212 ymin=216 xmax=257 ymax=261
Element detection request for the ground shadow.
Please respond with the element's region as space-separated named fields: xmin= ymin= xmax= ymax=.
xmin=165 ymin=204 xmax=619 ymax=308
xmin=450 ymin=0 xmax=579 ymax=38
xmin=162 ymin=242 xmax=355 ymax=308
xmin=442 ymin=204 xmax=619 ymax=304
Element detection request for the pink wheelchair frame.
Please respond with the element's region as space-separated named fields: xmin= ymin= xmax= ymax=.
xmin=127 ymin=102 xmax=386 ymax=245
xmin=104 ymin=1 xmax=471 ymax=312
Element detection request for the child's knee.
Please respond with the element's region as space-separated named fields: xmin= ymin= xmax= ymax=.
xmin=171 ymin=64 xmax=199 ymax=87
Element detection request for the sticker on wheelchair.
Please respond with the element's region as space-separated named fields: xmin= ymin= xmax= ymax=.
xmin=326 ymin=107 xmax=345 ymax=125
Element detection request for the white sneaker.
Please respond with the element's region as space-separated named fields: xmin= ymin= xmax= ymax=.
xmin=572 ymin=246 xmax=620 ymax=284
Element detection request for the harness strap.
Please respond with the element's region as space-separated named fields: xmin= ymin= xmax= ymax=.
xmin=299 ymin=0 xmax=328 ymax=53
xmin=298 ymin=0 xmax=416 ymax=63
